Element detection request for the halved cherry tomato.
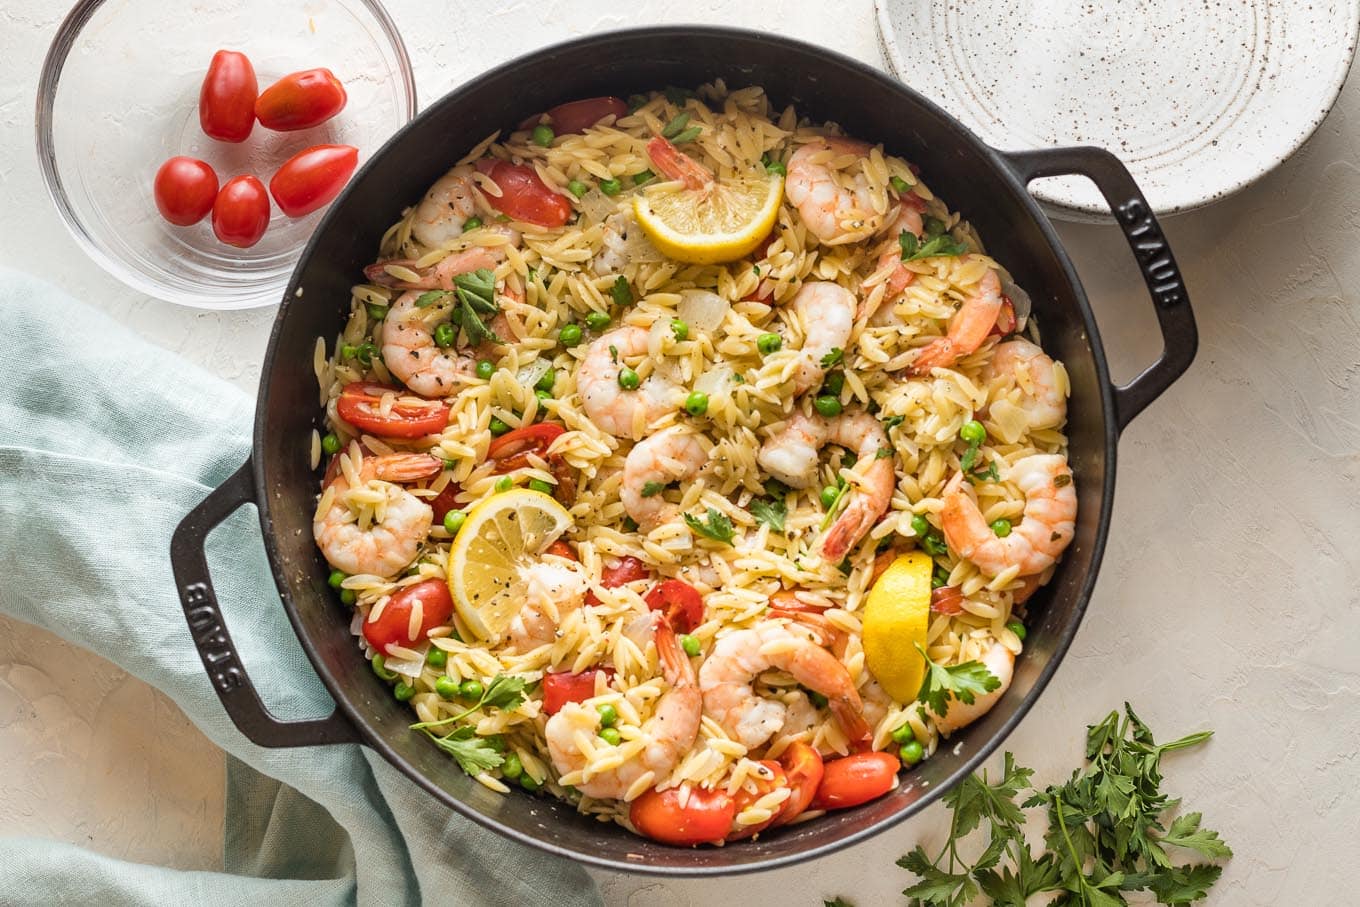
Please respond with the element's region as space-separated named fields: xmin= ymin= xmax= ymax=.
xmin=336 ymin=382 xmax=450 ymax=438
xmin=810 ymin=752 xmax=900 ymax=811
xmin=154 ymin=157 xmax=218 ymax=226
xmin=476 ymin=159 xmax=572 ymax=228
xmin=630 ymin=786 xmax=736 ymax=847
xmin=585 ymin=555 xmax=649 ymax=606
xmin=269 ymin=144 xmax=358 ymax=217
xmin=211 ymin=175 xmax=271 ymax=248
xmin=255 ymin=67 xmax=347 ymax=131
xmin=362 ymin=579 xmax=454 ymax=654
xmin=726 ymin=760 xmax=788 ymax=840
xmin=644 ymin=579 xmax=704 ymax=634
xmin=487 ymin=423 xmax=565 ymax=468
xmin=544 ymin=540 xmax=578 ymax=561
xmin=930 ymin=585 xmax=964 ymax=615
xmin=775 ymin=741 xmax=825 ymax=825
xmin=545 ymin=96 xmax=628 ymax=134
xmin=542 ymin=669 xmax=609 ymax=715
xmin=990 ymin=297 xmax=1017 ymax=337
xmin=199 ymin=50 xmax=257 ymax=142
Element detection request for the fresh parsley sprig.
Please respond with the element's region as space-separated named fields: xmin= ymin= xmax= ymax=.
xmin=750 ymin=495 xmax=787 ymax=532
xmin=414 ymin=268 xmax=501 ymax=347
xmin=914 ymin=643 xmax=1002 ymax=719
xmin=900 ymin=229 xmax=969 ymax=263
xmin=410 ymin=674 xmax=528 ymax=775
xmin=900 ymin=704 xmax=1231 ymax=907
xmin=684 ymin=507 xmax=735 ymax=544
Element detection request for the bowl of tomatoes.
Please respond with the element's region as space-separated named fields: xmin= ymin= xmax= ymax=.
xmin=36 ymin=0 xmax=415 ymax=309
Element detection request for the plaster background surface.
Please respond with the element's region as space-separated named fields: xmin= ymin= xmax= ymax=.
xmin=1 ymin=1 xmax=1357 ymax=903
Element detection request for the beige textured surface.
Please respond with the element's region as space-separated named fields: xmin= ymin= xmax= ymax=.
xmin=2 ymin=1 xmax=1357 ymax=903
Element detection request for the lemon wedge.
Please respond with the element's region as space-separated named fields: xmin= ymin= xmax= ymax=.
xmin=862 ymin=551 xmax=933 ymax=703
xmin=633 ymin=171 xmax=783 ymax=265
xmin=446 ymin=488 xmax=573 ymax=642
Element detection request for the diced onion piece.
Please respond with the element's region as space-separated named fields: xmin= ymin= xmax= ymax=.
xmin=988 ymin=399 xmax=1029 ymax=445
xmin=677 ymin=288 xmax=727 ymax=334
xmin=517 ymin=359 xmax=551 ymax=389
xmin=692 ymin=363 xmax=734 ymax=410
xmin=1000 ymin=275 xmax=1031 ymax=330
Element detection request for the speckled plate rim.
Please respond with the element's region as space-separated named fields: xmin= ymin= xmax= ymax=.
xmin=875 ymin=0 xmax=1360 ymax=219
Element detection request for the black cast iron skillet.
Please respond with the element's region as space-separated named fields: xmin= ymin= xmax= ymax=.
xmin=171 ymin=27 xmax=1195 ymax=875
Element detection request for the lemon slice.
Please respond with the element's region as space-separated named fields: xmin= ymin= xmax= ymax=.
xmin=633 ymin=172 xmax=783 ymax=265
xmin=446 ymin=488 xmax=573 ymax=642
xmin=862 ymin=551 xmax=933 ymax=703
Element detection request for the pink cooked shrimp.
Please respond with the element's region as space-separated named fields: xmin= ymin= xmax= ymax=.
xmin=908 ymin=262 xmax=1003 ymax=374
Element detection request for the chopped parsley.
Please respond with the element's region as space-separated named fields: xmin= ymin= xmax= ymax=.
xmin=610 ymin=276 xmax=633 ymax=308
xmin=640 ymin=481 xmax=665 ymax=498
xmin=683 ymin=507 xmax=735 ymax=544
xmin=900 ymin=229 xmax=969 ymax=264
xmin=820 ymin=347 xmax=844 ymax=368
xmin=750 ymin=496 xmax=788 ymax=532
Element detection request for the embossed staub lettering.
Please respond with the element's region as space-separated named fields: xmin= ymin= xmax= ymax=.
xmin=1114 ymin=199 xmax=1185 ymax=310
xmin=183 ymin=582 xmax=245 ymax=693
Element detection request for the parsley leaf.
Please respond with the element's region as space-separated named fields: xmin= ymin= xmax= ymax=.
xmin=900 ymin=229 xmax=969 ymax=263
xmin=1162 ymin=813 xmax=1233 ymax=860
xmin=883 ymin=414 xmax=905 ymax=430
xmin=610 ymin=276 xmax=633 ymax=307
xmin=684 ymin=507 xmax=735 ymax=544
xmin=914 ymin=643 xmax=1001 ymax=719
xmin=641 ymin=481 xmax=665 ymax=498
xmin=480 ymin=674 xmax=527 ymax=712
xmin=425 ymin=726 xmax=504 ymax=775
xmin=750 ymin=496 xmax=787 ymax=532
xmin=452 ymin=268 xmax=500 ymax=345
xmin=820 ymin=347 xmax=844 ymax=368
xmin=415 ymin=289 xmax=448 ymax=308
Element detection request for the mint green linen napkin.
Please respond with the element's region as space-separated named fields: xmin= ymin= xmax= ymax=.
xmin=0 ymin=269 xmax=602 ymax=907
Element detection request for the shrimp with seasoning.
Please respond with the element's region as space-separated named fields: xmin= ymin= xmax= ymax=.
xmin=940 ymin=453 xmax=1077 ymax=578
xmin=578 ymin=327 xmax=681 ymax=440
xmin=621 ymin=426 xmax=708 ymax=530
xmin=928 ymin=642 xmax=1015 ymax=736
xmin=313 ymin=450 xmax=442 ymax=578
xmin=506 ymin=560 xmax=589 ymax=652
xmin=378 ymin=290 xmax=481 ymax=398
xmin=545 ymin=616 xmax=701 ymax=800
xmin=699 ymin=620 xmax=870 ymax=751
xmin=411 ymin=165 xmax=481 ymax=247
xmin=782 ymin=281 xmax=855 ymax=396
xmin=984 ymin=338 xmax=1067 ymax=431
xmin=784 ymin=137 xmax=881 ymax=246
xmin=363 ymin=226 xmax=518 ymax=291
xmin=757 ymin=410 xmax=896 ymax=561
xmin=908 ymin=262 xmax=1002 ymax=374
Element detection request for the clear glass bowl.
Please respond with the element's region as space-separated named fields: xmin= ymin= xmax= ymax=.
xmin=36 ymin=0 xmax=416 ymax=309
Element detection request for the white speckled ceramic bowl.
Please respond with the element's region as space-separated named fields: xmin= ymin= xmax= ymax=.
xmin=876 ymin=0 xmax=1360 ymax=220
xmin=36 ymin=0 xmax=416 ymax=309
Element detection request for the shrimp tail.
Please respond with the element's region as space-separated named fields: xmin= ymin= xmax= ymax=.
xmin=646 ymin=137 xmax=713 ymax=192
xmin=830 ymin=697 xmax=872 ymax=749
xmin=369 ymin=452 xmax=444 ymax=483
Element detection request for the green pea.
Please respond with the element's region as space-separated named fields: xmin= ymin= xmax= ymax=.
xmin=356 ymin=342 xmax=378 ymax=366
xmin=890 ymin=175 xmax=911 ymax=194
xmin=685 ymin=391 xmax=709 ymax=416
xmin=814 ymin=395 xmax=843 ymax=418
xmin=765 ymin=158 xmax=787 ymax=176
xmin=495 ymin=476 xmax=514 ymax=493
xmin=519 ymin=773 xmax=542 ymax=792
xmin=1006 ymin=619 xmax=1027 ymax=641
xmin=960 ymin=419 xmax=986 ymax=444
xmin=900 ymin=740 xmax=925 ymax=766
xmin=529 ymin=479 xmax=554 ymax=495
xmin=459 ymin=679 xmax=484 ymax=700
xmin=531 ymin=124 xmax=555 ymax=147
xmin=367 ymin=303 xmax=387 ymax=321
xmin=670 ymin=318 xmax=689 ymax=342
xmin=497 ymin=753 xmax=522 ymax=781
xmin=585 ymin=311 xmax=611 ymax=331
xmin=394 ymin=681 xmax=415 ymax=701
xmin=341 ymin=343 xmax=358 ymax=360
xmin=321 ymin=433 xmax=341 ymax=456
xmin=633 ymin=169 xmax=655 ymax=185
xmin=991 ymin=519 xmax=1012 ymax=538
xmin=922 ymin=534 xmax=949 ymax=557
xmin=567 ymin=179 xmax=588 ymax=198
xmin=932 ymin=564 xmax=951 ymax=589
xmin=822 ymin=370 xmax=845 ymax=396
xmin=425 ymin=647 xmax=447 ymax=668
xmin=599 ymin=727 xmax=622 ymax=746
xmin=536 ymin=369 xmax=557 ymax=392
xmin=558 ymin=323 xmax=583 ymax=347
xmin=434 ymin=676 xmax=459 ymax=699
xmin=487 ymin=735 xmax=507 ymax=753
xmin=475 ymin=360 xmax=495 ymax=380
xmin=910 ymin=514 xmax=931 ymax=537
xmin=599 ymin=178 xmax=622 ymax=196
xmin=535 ymin=389 xmax=552 ymax=404
xmin=807 ymin=690 xmax=829 ymax=709
xmin=489 ymin=417 xmax=510 ymax=436
xmin=372 ymin=654 xmax=397 ymax=682
xmin=680 ymin=634 xmax=701 ymax=657
xmin=597 ymin=704 xmax=619 ymax=728
xmin=463 ymin=216 xmax=483 ymax=230
xmin=756 ymin=332 xmax=782 ymax=355
xmin=617 ymin=366 xmax=640 ymax=390
xmin=820 ymin=486 xmax=840 ymax=509
xmin=327 ymin=569 xmax=346 ymax=589
xmin=891 ymin=723 xmax=916 ymax=745
xmin=444 ymin=510 xmax=466 ymax=535
xmin=340 ymin=588 xmax=356 ymax=606
xmin=433 ymin=322 xmax=456 ymax=349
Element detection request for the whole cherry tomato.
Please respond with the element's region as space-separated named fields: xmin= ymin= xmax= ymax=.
xmin=255 ymin=67 xmax=347 ymax=131
xmin=629 ymin=786 xmax=736 ymax=847
xmin=644 ymin=579 xmax=704 ymax=634
xmin=211 ymin=175 xmax=270 ymax=248
xmin=269 ymin=144 xmax=358 ymax=217
xmin=199 ymin=50 xmax=257 ymax=142
xmin=774 ymin=741 xmax=824 ymax=825
xmin=476 ymin=159 xmax=572 ymax=228
xmin=542 ymin=669 xmax=609 ymax=715
xmin=545 ymin=96 xmax=628 ymax=134
xmin=336 ymin=382 xmax=450 ymax=438
xmin=362 ymin=579 xmax=453 ymax=654
xmin=153 ymin=156 xmax=218 ymax=226
xmin=726 ymin=760 xmax=788 ymax=840
xmin=810 ymin=751 xmax=900 ymax=811
xmin=544 ymin=540 xmax=577 ymax=561
xmin=585 ymin=555 xmax=649 ymax=606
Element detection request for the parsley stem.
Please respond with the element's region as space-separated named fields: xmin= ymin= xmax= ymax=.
xmin=1053 ymin=797 xmax=1098 ymax=898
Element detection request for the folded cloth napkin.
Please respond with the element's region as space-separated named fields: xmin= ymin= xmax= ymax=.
xmin=0 ymin=269 xmax=602 ymax=907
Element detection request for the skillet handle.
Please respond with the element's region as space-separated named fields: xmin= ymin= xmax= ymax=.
xmin=999 ymin=146 xmax=1198 ymax=431
xmin=170 ymin=457 xmax=360 ymax=747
